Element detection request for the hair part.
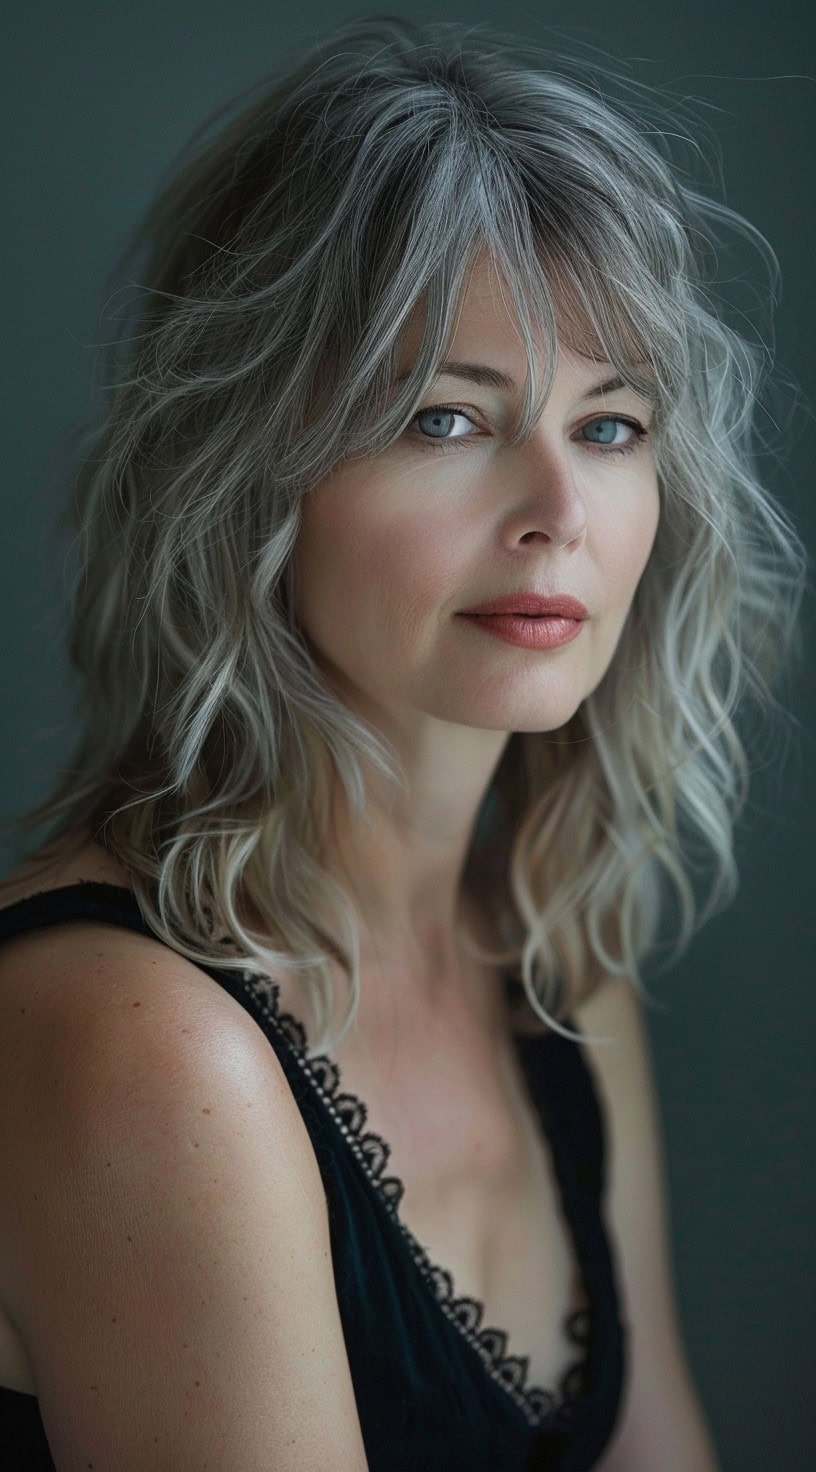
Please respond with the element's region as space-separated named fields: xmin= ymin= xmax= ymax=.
xmin=2 ymin=14 xmax=810 ymax=1054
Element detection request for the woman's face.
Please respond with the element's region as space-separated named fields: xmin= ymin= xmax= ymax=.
xmin=291 ymin=254 xmax=660 ymax=745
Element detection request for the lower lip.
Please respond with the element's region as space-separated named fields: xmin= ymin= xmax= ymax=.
xmin=459 ymin=613 xmax=584 ymax=648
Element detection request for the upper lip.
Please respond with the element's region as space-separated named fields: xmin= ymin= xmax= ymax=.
xmin=459 ymin=591 xmax=589 ymax=619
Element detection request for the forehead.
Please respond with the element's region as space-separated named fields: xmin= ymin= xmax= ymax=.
xmin=397 ymin=251 xmax=522 ymax=361
xmin=395 ymin=247 xmax=611 ymax=383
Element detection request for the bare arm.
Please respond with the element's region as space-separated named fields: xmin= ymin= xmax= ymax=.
xmin=574 ymin=978 xmax=721 ymax=1472
xmin=0 ymin=930 xmax=370 ymax=1471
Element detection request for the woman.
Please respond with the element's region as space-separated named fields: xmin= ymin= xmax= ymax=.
xmin=0 ymin=14 xmax=806 ymax=1471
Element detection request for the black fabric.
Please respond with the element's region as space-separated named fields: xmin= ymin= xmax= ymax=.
xmin=0 ymin=883 xmax=629 ymax=1471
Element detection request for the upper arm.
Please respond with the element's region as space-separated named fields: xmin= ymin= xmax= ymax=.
xmin=0 ymin=930 xmax=369 ymax=1472
xmin=574 ymin=979 xmax=720 ymax=1472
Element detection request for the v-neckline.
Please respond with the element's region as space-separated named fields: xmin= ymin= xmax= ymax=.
xmin=235 ymin=961 xmax=597 ymax=1431
xmin=0 ymin=880 xmax=597 ymax=1432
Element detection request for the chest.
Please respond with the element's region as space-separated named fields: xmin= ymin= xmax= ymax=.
xmin=320 ymin=1006 xmax=591 ymax=1395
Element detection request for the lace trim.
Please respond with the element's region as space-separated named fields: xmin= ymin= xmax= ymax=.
xmin=237 ymin=966 xmax=594 ymax=1429
xmin=0 ymin=885 xmax=592 ymax=1426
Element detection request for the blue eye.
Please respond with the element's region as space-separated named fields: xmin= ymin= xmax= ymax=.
xmin=581 ymin=417 xmax=647 ymax=454
xmin=407 ymin=405 xmax=649 ymax=457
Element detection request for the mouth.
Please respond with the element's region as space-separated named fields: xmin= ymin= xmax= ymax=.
xmin=462 ymin=612 xmax=575 ymax=619
xmin=458 ymin=596 xmax=589 ymax=620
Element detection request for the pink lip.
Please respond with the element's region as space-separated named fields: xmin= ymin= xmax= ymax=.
xmin=460 ymin=613 xmax=584 ymax=650
xmin=459 ymin=592 xmax=589 ymax=619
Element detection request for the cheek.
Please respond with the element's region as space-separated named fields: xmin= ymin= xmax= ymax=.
xmin=293 ymin=483 xmax=447 ymax=646
xmin=639 ymin=485 xmax=662 ymax=571
xmin=354 ymin=518 xmax=458 ymax=653
xmin=375 ymin=515 xmax=456 ymax=595
xmin=606 ymin=484 xmax=660 ymax=592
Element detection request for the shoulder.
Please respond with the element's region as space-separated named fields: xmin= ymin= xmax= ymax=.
xmin=0 ymin=833 xmax=262 ymax=1050
xmin=0 ymin=862 xmax=372 ymax=1469
xmin=0 ymin=828 xmax=306 ymax=1076
xmin=0 ymin=851 xmax=289 ymax=1108
xmin=0 ymin=904 xmax=309 ymax=1129
xmin=0 ymin=844 xmax=327 ymax=1317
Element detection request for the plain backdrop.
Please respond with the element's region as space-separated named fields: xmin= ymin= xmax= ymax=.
xmin=1 ymin=3 xmax=814 ymax=1468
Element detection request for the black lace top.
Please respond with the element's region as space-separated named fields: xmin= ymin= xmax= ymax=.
xmin=0 ymin=883 xmax=628 ymax=1472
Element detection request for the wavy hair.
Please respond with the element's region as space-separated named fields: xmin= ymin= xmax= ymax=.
xmin=2 ymin=13 xmax=809 ymax=1053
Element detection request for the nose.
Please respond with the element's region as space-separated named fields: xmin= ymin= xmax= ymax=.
xmin=512 ymin=471 xmax=587 ymax=548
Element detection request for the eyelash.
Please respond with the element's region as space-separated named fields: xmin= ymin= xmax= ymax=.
xmin=406 ymin=404 xmax=650 ymax=458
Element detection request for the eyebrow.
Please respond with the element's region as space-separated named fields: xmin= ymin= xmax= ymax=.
xmin=395 ymin=359 xmax=655 ymax=403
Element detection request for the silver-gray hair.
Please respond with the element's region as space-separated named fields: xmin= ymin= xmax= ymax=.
xmin=3 ymin=14 xmax=809 ymax=1053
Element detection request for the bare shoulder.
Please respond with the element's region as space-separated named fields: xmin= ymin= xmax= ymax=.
xmin=0 ymin=833 xmax=327 ymax=1298
xmin=0 ymin=886 xmax=318 ymax=1170
xmin=0 ymin=833 xmax=299 ymax=1117
xmin=0 ymin=839 xmax=369 ymax=1470
xmin=0 ymin=833 xmax=322 ymax=1217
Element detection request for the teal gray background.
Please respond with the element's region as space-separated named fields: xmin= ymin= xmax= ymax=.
xmin=2 ymin=3 xmax=814 ymax=1467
